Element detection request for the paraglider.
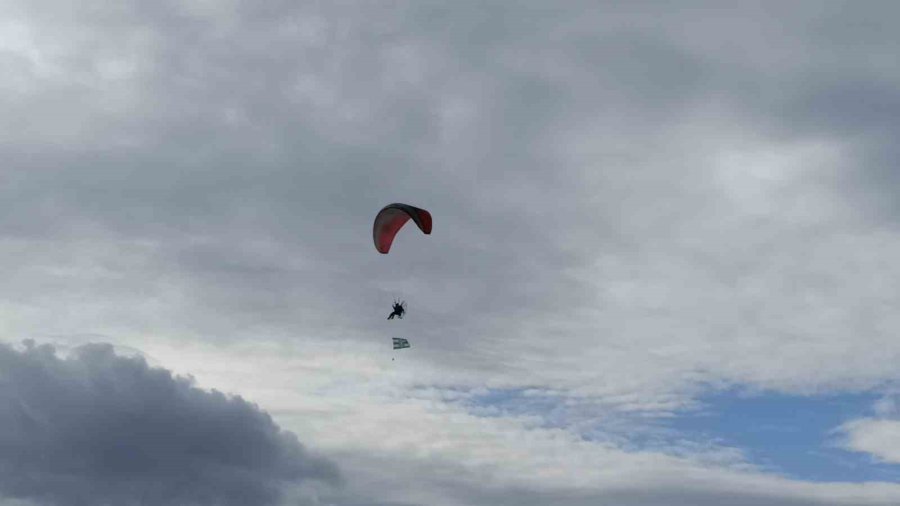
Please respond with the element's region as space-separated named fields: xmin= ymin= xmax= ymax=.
xmin=387 ymin=299 xmax=406 ymax=320
xmin=375 ymin=203 xmax=431 ymax=360
xmin=373 ymin=203 xmax=432 ymax=254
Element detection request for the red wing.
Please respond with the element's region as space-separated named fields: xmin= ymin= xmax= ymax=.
xmin=373 ymin=203 xmax=432 ymax=254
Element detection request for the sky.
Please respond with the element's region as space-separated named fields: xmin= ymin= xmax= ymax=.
xmin=2 ymin=1 xmax=900 ymax=505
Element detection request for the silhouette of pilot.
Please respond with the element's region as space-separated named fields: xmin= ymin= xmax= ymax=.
xmin=387 ymin=300 xmax=406 ymax=320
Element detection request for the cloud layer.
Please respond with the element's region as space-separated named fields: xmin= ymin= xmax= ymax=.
xmin=3 ymin=0 xmax=900 ymax=504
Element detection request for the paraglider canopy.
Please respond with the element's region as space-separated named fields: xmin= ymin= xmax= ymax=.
xmin=373 ymin=203 xmax=432 ymax=254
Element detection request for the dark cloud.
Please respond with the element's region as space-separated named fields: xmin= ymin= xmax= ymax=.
xmin=0 ymin=340 xmax=339 ymax=506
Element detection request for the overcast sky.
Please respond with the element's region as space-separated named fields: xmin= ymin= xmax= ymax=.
xmin=3 ymin=1 xmax=900 ymax=505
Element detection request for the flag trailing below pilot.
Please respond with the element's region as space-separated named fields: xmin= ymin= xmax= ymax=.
xmin=392 ymin=338 xmax=410 ymax=350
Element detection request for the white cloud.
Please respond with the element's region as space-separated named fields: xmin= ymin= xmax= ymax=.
xmin=128 ymin=338 xmax=900 ymax=505
xmin=841 ymin=418 xmax=900 ymax=464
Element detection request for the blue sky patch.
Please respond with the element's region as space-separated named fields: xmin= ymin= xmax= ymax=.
xmin=462 ymin=386 xmax=900 ymax=482
xmin=669 ymin=389 xmax=900 ymax=482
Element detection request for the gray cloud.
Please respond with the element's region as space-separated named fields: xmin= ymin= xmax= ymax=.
xmin=0 ymin=341 xmax=339 ymax=506
xmin=3 ymin=0 xmax=900 ymax=402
